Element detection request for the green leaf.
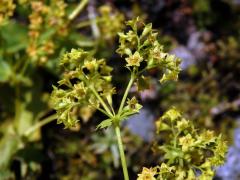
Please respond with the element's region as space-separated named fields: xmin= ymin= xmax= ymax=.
xmin=0 ymin=133 xmax=20 ymax=169
xmin=0 ymin=21 xmax=28 ymax=53
xmin=0 ymin=60 xmax=12 ymax=82
xmin=38 ymin=28 xmax=56 ymax=43
xmin=0 ymin=169 xmax=14 ymax=180
xmin=96 ymin=119 xmax=112 ymax=129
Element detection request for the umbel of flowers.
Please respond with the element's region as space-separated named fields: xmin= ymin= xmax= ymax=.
xmin=117 ymin=17 xmax=181 ymax=83
xmin=50 ymin=49 xmax=114 ymax=128
xmin=50 ymin=17 xmax=181 ymax=130
xmin=137 ymin=108 xmax=227 ymax=180
xmin=50 ymin=18 xmax=226 ymax=180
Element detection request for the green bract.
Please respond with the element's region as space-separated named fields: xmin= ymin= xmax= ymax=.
xmin=138 ymin=108 xmax=227 ymax=180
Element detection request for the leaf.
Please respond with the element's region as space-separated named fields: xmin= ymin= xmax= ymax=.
xmin=0 ymin=21 xmax=28 ymax=53
xmin=38 ymin=28 xmax=56 ymax=43
xmin=0 ymin=133 xmax=20 ymax=169
xmin=0 ymin=169 xmax=14 ymax=180
xmin=96 ymin=119 xmax=112 ymax=129
xmin=0 ymin=60 xmax=12 ymax=82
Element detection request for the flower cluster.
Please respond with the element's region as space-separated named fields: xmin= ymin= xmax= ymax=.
xmin=27 ymin=0 xmax=68 ymax=64
xmin=51 ymin=19 xmax=181 ymax=130
xmin=0 ymin=0 xmax=15 ymax=25
xmin=116 ymin=17 xmax=181 ymax=84
xmin=50 ymin=49 xmax=114 ymax=128
xmin=138 ymin=108 xmax=227 ymax=180
xmin=98 ymin=5 xmax=125 ymax=41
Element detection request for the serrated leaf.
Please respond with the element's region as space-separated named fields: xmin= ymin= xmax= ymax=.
xmin=96 ymin=119 xmax=112 ymax=129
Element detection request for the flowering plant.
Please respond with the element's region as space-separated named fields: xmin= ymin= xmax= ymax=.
xmin=50 ymin=17 xmax=226 ymax=179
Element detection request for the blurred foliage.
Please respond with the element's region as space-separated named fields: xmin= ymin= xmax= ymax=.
xmin=0 ymin=0 xmax=240 ymax=179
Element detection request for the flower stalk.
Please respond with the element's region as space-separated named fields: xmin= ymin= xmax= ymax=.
xmin=68 ymin=0 xmax=89 ymax=21
xmin=24 ymin=114 xmax=57 ymax=137
xmin=115 ymin=126 xmax=129 ymax=180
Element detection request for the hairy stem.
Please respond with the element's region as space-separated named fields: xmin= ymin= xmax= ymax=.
xmin=115 ymin=126 xmax=129 ymax=180
xmin=68 ymin=0 xmax=89 ymax=21
xmin=24 ymin=114 xmax=58 ymax=136
xmin=118 ymin=72 xmax=135 ymax=114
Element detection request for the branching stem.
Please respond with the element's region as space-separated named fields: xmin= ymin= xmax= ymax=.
xmin=90 ymin=87 xmax=113 ymax=117
xmin=24 ymin=114 xmax=58 ymax=136
xmin=118 ymin=72 xmax=135 ymax=114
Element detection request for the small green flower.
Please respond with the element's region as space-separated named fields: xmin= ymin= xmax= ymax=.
xmin=73 ymin=82 xmax=86 ymax=98
xmin=179 ymin=134 xmax=195 ymax=152
xmin=176 ymin=118 xmax=189 ymax=132
xmin=161 ymin=107 xmax=181 ymax=122
xmin=137 ymin=167 xmax=157 ymax=180
xmin=199 ymin=130 xmax=215 ymax=143
xmin=125 ymin=51 xmax=143 ymax=67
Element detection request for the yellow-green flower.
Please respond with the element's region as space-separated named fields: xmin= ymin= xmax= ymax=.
xmin=179 ymin=134 xmax=195 ymax=152
xmin=127 ymin=96 xmax=138 ymax=109
xmin=137 ymin=167 xmax=157 ymax=180
xmin=162 ymin=107 xmax=181 ymax=122
xmin=199 ymin=130 xmax=215 ymax=142
xmin=126 ymin=51 xmax=143 ymax=67
xmin=176 ymin=118 xmax=189 ymax=131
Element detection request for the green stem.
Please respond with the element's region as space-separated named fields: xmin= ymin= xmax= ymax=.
xmin=24 ymin=114 xmax=57 ymax=137
xmin=75 ymin=18 xmax=103 ymax=29
xmin=68 ymin=0 xmax=89 ymax=21
xmin=118 ymin=72 xmax=135 ymax=114
xmin=115 ymin=126 xmax=129 ymax=180
xmin=20 ymin=59 xmax=30 ymax=76
xmin=14 ymin=83 xmax=22 ymax=134
xmin=96 ymin=107 xmax=111 ymax=118
xmin=90 ymin=87 xmax=113 ymax=117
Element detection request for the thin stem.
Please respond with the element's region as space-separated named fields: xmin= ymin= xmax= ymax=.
xmin=68 ymin=0 xmax=89 ymax=21
xmin=118 ymin=72 xmax=135 ymax=114
xmin=75 ymin=18 xmax=103 ymax=29
xmin=24 ymin=114 xmax=58 ymax=137
xmin=14 ymin=85 xmax=21 ymax=132
xmin=90 ymin=87 xmax=113 ymax=117
xmin=96 ymin=107 xmax=112 ymax=118
xmin=20 ymin=59 xmax=30 ymax=76
xmin=110 ymin=104 xmax=116 ymax=116
xmin=115 ymin=126 xmax=129 ymax=180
